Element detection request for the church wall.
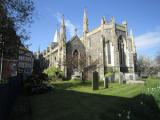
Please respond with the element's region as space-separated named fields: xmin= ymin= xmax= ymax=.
xmin=44 ymin=48 xmax=58 ymax=68
xmin=66 ymin=36 xmax=86 ymax=78
xmin=115 ymin=26 xmax=135 ymax=74
xmin=104 ymin=28 xmax=115 ymax=69
xmin=51 ymin=50 xmax=58 ymax=67
xmin=86 ymin=31 xmax=105 ymax=80
xmin=41 ymin=11 xmax=137 ymax=81
xmin=102 ymin=26 xmax=120 ymax=74
xmin=87 ymin=31 xmax=102 ymax=65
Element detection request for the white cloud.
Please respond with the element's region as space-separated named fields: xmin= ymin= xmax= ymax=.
xmin=135 ymin=28 xmax=160 ymax=49
xmin=53 ymin=30 xmax=57 ymax=42
xmin=55 ymin=12 xmax=61 ymax=23
xmin=55 ymin=12 xmax=78 ymax=37
xmin=65 ymin=19 xmax=76 ymax=37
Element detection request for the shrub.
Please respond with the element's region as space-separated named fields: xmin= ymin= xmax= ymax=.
xmin=24 ymin=73 xmax=50 ymax=94
xmin=105 ymin=72 xmax=113 ymax=78
xmin=39 ymin=73 xmax=48 ymax=81
xmin=43 ymin=66 xmax=64 ymax=80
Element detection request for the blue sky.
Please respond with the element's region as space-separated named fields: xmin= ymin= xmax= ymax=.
xmin=28 ymin=0 xmax=160 ymax=58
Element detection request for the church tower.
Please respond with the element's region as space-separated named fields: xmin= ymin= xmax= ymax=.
xmin=58 ymin=15 xmax=67 ymax=77
xmin=83 ymin=8 xmax=88 ymax=46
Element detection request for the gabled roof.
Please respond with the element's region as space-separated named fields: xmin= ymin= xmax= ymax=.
xmin=68 ymin=35 xmax=80 ymax=43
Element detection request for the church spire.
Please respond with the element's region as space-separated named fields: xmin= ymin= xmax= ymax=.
xmin=60 ymin=14 xmax=66 ymax=42
xmin=101 ymin=16 xmax=106 ymax=25
xmin=83 ymin=8 xmax=88 ymax=33
xmin=58 ymin=14 xmax=67 ymax=77
xmin=74 ymin=27 xmax=77 ymax=36
xmin=61 ymin=14 xmax=65 ymax=27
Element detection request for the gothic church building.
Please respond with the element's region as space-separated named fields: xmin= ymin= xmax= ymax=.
xmin=42 ymin=9 xmax=137 ymax=80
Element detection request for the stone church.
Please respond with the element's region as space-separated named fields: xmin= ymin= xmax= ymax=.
xmin=42 ymin=9 xmax=137 ymax=81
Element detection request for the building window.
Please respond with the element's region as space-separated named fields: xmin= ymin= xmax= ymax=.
xmin=118 ymin=36 xmax=125 ymax=65
xmin=107 ymin=41 xmax=111 ymax=64
xmin=73 ymin=50 xmax=79 ymax=69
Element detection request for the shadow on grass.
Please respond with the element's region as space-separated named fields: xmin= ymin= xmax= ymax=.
xmin=30 ymin=88 xmax=160 ymax=120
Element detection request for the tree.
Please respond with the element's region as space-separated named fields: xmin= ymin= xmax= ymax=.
xmin=0 ymin=7 xmax=20 ymax=59
xmin=0 ymin=0 xmax=34 ymax=42
xmin=0 ymin=0 xmax=34 ymax=27
xmin=155 ymin=51 xmax=160 ymax=73
xmin=0 ymin=0 xmax=34 ymax=80
xmin=156 ymin=51 xmax=160 ymax=65
xmin=137 ymin=55 xmax=158 ymax=76
xmin=0 ymin=0 xmax=35 ymax=59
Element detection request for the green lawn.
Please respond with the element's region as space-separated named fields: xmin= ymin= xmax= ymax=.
xmin=52 ymin=80 xmax=145 ymax=98
xmin=30 ymin=78 xmax=160 ymax=120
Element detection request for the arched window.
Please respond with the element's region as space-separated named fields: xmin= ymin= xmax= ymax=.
xmin=118 ymin=36 xmax=125 ymax=66
xmin=73 ymin=50 xmax=79 ymax=69
xmin=107 ymin=41 xmax=111 ymax=64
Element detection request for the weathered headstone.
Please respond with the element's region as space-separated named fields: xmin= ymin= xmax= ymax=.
xmin=92 ymin=71 xmax=99 ymax=90
xmin=120 ymin=72 xmax=126 ymax=84
xmin=104 ymin=77 xmax=109 ymax=88
xmin=109 ymin=74 xmax=115 ymax=83
xmin=81 ymin=71 xmax=85 ymax=83
xmin=158 ymin=72 xmax=160 ymax=78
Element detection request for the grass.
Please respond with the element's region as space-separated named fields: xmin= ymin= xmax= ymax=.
xmin=51 ymin=80 xmax=144 ymax=98
xmin=143 ymin=78 xmax=160 ymax=107
xmin=30 ymin=78 xmax=160 ymax=120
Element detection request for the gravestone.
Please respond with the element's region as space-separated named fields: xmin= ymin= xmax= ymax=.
xmin=104 ymin=77 xmax=109 ymax=88
xmin=92 ymin=71 xmax=99 ymax=90
xmin=120 ymin=72 xmax=126 ymax=84
xmin=158 ymin=72 xmax=160 ymax=78
xmin=81 ymin=71 xmax=85 ymax=83
xmin=111 ymin=75 xmax=115 ymax=83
